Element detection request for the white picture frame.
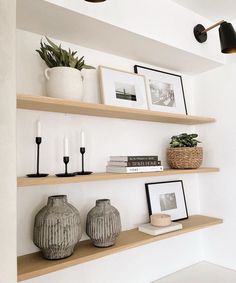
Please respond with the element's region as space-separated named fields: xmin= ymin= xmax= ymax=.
xmin=99 ymin=66 xmax=148 ymax=110
xmin=145 ymin=180 xmax=188 ymax=221
xmin=134 ymin=65 xmax=187 ymax=115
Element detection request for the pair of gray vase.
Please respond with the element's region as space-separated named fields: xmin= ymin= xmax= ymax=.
xmin=33 ymin=195 xmax=121 ymax=260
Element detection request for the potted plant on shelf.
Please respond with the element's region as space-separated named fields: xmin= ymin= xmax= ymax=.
xmin=167 ymin=133 xmax=203 ymax=169
xmin=36 ymin=37 xmax=95 ymax=100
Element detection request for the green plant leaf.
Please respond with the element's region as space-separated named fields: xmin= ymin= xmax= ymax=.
xmin=36 ymin=36 xmax=95 ymax=70
xmin=169 ymin=133 xmax=201 ymax=148
xmin=45 ymin=36 xmax=60 ymax=51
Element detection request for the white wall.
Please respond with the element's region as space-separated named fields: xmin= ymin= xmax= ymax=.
xmin=0 ymin=1 xmax=16 ymax=283
xmin=46 ymin=0 xmax=223 ymax=64
xmin=17 ymin=29 xmax=203 ymax=283
xmin=194 ymin=61 xmax=236 ymax=270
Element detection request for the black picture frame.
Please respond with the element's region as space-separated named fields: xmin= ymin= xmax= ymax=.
xmin=145 ymin=180 xmax=188 ymax=221
xmin=134 ymin=65 xmax=188 ymax=115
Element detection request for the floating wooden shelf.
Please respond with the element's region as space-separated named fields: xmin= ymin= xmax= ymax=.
xmin=17 ymin=215 xmax=223 ymax=282
xmin=17 ymin=167 xmax=219 ymax=187
xmin=16 ymin=0 xmax=224 ymax=74
xmin=17 ymin=95 xmax=215 ymax=125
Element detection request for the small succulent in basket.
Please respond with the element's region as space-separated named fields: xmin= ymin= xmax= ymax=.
xmin=170 ymin=133 xmax=201 ymax=148
xmin=167 ymin=133 xmax=203 ymax=169
xmin=36 ymin=37 xmax=95 ymax=100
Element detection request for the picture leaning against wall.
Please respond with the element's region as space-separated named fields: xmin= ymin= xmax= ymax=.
xmin=134 ymin=65 xmax=187 ymax=115
xmin=99 ymin=66 xmax=148 ymax=110
xmin=145 ymin=180 xmax=188 ymax=221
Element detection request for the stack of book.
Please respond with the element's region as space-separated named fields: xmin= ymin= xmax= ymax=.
xmin=106 ymin=155 xmax=163 ymax=173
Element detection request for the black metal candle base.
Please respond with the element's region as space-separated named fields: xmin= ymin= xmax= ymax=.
xmin=56 ymin=173 xmax=76 ymax=177
xmin=56 ymin=156 xmax=76 ymax=178
xmin=27 ymin=137 xmax=49 ymax=178
xmin=74 ymin=171 xmax=93 ymax=175
xmin=27 ymin=173 xmax=49 ymax=178
xmin=75 ymin=147 xmax=93 ymax=176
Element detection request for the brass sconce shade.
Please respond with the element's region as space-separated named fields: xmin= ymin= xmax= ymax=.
xmin=194 ymin=20 xmax=236 ymax=54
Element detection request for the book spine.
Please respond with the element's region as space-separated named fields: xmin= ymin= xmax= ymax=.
xmin=106 ymin=166 xmax=163 ymax=173
xmin=127 ymin=160 xmax=160 ymax=166
xmin=110 ymin=156 xmax=159 ymax=162
xmin=108 ymin=160 xmax=160 ymax=167
xmin=128 ymin=156 xmax=158 ymax=161
xmin=126 ymin=166 xmax=163 ymax=173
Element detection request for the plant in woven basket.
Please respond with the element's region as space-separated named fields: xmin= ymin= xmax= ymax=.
xmin=167 ymin=133 xmax=203 ymax=169
xmin=170 ymin=133 xmax=201 ymax=148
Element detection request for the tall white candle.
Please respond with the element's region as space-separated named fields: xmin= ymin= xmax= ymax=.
xmin=80 ymin=131 xmax=85 ymax=147
xmin=64 ymin=136 xmax=69 ymax=156
xmin=37 ymin=120 xmax=41 ymax=137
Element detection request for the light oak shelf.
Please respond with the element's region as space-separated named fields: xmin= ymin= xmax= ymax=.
xmin=17 ymin=167 xmax=219 ymax=187
xmin=17 ymin=215 xmax=223 ymax=282
xmin=17 ymin=95 xmax=216 ymax=125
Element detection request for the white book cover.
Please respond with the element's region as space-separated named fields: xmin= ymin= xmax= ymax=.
xmin=138 ymin=222 xmax=183 ymax=236
xmin=106 ymin=166 xmax=163 ymax=173
xmin=108 ymin=161 xmax=133 ymax=167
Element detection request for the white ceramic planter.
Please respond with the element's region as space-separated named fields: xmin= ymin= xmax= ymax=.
xmin=44 ymin=67 xmax=84 ymax=100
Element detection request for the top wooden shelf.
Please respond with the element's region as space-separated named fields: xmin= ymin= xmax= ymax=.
xmin=17 ymin=95 xmax=215 ymax=125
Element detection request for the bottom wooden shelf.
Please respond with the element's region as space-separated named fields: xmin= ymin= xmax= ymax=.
xmin=17 ymin=215 xmax=222 ymax=282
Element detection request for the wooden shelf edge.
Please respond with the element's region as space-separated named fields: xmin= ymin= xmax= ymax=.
xmin=17 ymin=215 xmax=223 ymax=282
xmin=17 ymin=95 xmax=216 ymax=125
xmin=17 ymin=167 xmax=219 ymax=187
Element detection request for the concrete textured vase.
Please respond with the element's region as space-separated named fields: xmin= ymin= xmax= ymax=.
xmin=86 ymin=199 xmax=121 ymax=247
xmin=33 ymin=195 xmax=82 ymax=260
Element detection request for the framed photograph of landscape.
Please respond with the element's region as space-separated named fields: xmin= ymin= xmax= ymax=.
xmin=145 ymin=180 xmax=188 ymax=221
xmin=134 ymin=65 xmax=187 ymax=115
xmin=99 ymin=66 xmax=148 ymax=110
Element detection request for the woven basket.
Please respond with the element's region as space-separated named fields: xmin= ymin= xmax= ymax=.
xmin=167 ymin=147 xmax=203 ymax=169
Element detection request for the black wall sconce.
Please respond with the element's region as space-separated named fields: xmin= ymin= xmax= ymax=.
xmin=194 ymin=20 xmax=236 ymax=53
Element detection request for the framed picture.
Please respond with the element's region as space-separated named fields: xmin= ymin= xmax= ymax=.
xmin=134 ymin=65 xmax=187 ymax=115
xmin=99 ymin=66 xmax=148 ymax=110
xmin=145 ymin=180 xmax=188 ymax=221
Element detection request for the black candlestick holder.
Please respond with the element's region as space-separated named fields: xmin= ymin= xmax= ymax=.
xmin=56 ymin=156 xmax=76 ymax=177
xmin=27 ymin=137 xmax=49 ymax=178
xmin=74 ymin=147 xmax=93 ymax=175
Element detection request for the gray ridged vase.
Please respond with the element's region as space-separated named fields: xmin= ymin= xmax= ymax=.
xmin=33 ymin=195 xmax=82 ymax=260
xmin=86 ymin=199 xmax=121 ymax=247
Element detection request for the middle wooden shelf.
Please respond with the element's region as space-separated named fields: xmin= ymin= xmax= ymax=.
xmin=17 ymin=167 xmax=219 ymax=187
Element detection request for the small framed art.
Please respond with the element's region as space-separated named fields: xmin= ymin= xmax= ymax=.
xmin=99 ymin=66 xmax=148 ymax=110
xmin=145 ymin=180 xmax=188 ymax=221
xmin=134 ymin=65 xmax=187 ymax=115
